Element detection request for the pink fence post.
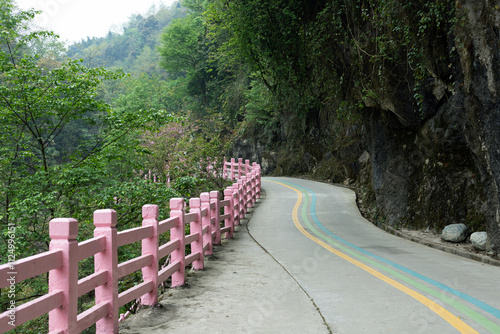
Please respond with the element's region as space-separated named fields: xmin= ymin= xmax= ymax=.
xmin=247 ymin=172 xmax=253 ymax=207
xmin=210 ymin=191 xmax=221 ymax=245
xmin=258 ymin=167 xmax=262 ymax=198
xmin=230 ymin=158 xmax=236 ymax=180
xmin=200 ymin=192 xmax=213 ymax=256
xmin=238 ymin=158 xmax=243 ymax=179
xmin=248 ymin=172 xmax=254 ymax=206
xmin=245 ymin=159 xmax=251 ymax=175
xmin=237 ymin=179 xmax=245 ymax=218
xmin=48 ymin=218 xmax=79 ymax=333
xmin=251 ymin=170 xmax=257 ymax=206
xmin=223 ymin=158 xmax=227 ymax=179
xmin=170 ymin=198 xmax=185 ymax=287
xmin=240 ymin=176 xmax=248 ymax=212
xmin=141 ymin=205 xmax=159 ymax=306
xmin=93 ymin=209 xmax=119 ymax=333
xmin=246 ymin=174 xmax=252 ymax=208
xmin=246 ymin=173 xmax=252 ymax=208
xmin=189 ymin=198 xmax=204 ymax=270
xmin=246 ymin=172 xmax=254 ymax=207
xmin=241 ymin=180 xmax=246 ymax=216
xmin=223 ymin=188 xmax=235 ymax=239
xmin=232 ymin=183 xmax=240 ymax=226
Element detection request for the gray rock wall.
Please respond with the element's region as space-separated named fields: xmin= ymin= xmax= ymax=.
xmin=459 ymin=0 xmax=500 ymax=252
xmin=365 ymin=1 xmax=500 ymax=252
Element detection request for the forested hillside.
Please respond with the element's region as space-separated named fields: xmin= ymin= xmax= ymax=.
xmin=2 ymin=0 xmax=500 ymax=331
xmin=66 ymin=3 xmax=185 ymax=72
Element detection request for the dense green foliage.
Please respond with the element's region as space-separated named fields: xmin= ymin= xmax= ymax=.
xmin=205 ymin=0 xmax=456 ymax=142
xmin=0 ymin=1 xmax=230 ymax=332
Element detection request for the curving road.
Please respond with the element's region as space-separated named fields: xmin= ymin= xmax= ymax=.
xmin=249 ymin=177 xmax=500 ymax=334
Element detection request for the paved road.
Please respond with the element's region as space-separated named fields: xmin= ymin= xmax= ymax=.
xmin=250 ymin=177 xmax=500 ymax=334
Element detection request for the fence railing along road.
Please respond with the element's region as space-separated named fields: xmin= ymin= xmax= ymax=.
xmin=0 ymin=158 xmax=261 ymax=333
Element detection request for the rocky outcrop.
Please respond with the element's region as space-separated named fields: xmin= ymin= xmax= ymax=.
xmin=358 ymin=1 xmax=500 ymax=252
xmin=457 ymin=1 xmax=500 ymax=253
xmin=366 ymin=91 xmax=488 ymax=237
xmin=231 ymin=138 xmax=276 ymax=175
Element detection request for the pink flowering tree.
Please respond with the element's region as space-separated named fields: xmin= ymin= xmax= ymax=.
xmin=140 ymin=112 xmax=231 ymax=196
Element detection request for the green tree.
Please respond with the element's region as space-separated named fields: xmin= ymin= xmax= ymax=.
xmin=158 ymin=3 xmax=244 ymax=122
xmin=206 ymin=0 xmax=321 ymax=107
xmin=113 ymin=73 xmax=186 ymax=115
xmin=158 ymin=14 xmax=204 ymax=76
xmin=0 ymin=3 xmax=181 ymax=331
xmin=0 ymin=0 xmax=127 ymax=259
xmin=0 ymin=2 xmax=234 ymax=331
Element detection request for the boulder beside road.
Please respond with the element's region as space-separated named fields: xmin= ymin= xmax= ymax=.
xmin=441 ymin=223 xmax=468 ymax=242
xmin=470 ymin=231 xmax=487 ymax=251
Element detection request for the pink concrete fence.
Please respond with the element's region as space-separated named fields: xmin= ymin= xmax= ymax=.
xmin=0 ymin=159 xmax=260 ymax=334
xmin=223 ymin=158 xmax=261 ymax=184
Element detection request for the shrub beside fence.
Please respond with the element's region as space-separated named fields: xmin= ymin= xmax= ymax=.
xmin=0 ymin=159 xmax=261 ymax=334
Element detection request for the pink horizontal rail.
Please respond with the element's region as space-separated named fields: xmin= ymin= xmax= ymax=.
xmin=159 ymin=239 xmax=180 ymax=260
xmin=77 ymin=236 xmax=106 ymax=262
xmin=158 ymin=216 xmax=178 ymax=235
xmin=185 ymin=252 xmax=201 ymax=267
xmin=118 ymin=281 xmax=155 ymax=307
xmin=118 ymin=254 xmax=154 ymax=279
xmin=0 ymin=291 xmax=63 ymax=333
xmin=220 ymin=213 xmax=231 ymax=221
xmin=0 ymin=250 xmax=62 ymax=288
xmin=117 ymin=225 xmax=153 ymax=247
xmin=158 ymin=261 xmax=181 ymax=284
xmin=220 ymin=226 xmax=231 ymax=234
xmin=201 ymin=207 xmax=208 ymax=217
xmin=78 ymin=271 xmax=108 ymax=297
xmin=185 ymin=233 xmax=199 ymax=246
xmin=1 ymin=159 xmax=261 ymax=333
xmin=184 ymin=212 xmax=198 ymax=224
xmin=203 ymin=242 xmax=210 ymax=253
xmin=76 ymin=302 xmax=108 ymax=333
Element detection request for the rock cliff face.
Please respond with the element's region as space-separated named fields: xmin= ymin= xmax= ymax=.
xmin=233 ymin=1 xmax=500 ymax=253
xmin=459 ymin=0 xmax=500 ymax=252
xmin=358 ymin=1 xmax=500 ymax=252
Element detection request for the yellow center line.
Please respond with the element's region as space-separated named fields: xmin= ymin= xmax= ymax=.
xmin=269 ymin=180 xmax=479 ymax=334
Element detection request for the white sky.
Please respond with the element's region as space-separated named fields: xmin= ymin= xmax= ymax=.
xmin=15 ymin=0 xmax=177 ymax=43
